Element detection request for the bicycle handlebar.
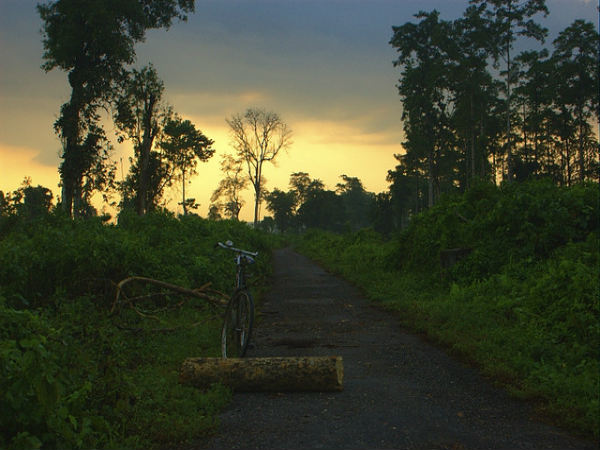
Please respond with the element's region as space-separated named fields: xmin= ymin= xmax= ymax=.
xmin=216 ymin=241 xmax=258 ymax=258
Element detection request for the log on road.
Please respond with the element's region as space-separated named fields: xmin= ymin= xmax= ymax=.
xmin=180 ymin=356 xmax=344 ymax=392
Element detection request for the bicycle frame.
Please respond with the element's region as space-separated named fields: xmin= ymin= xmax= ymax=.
xmin=217 ymin=241 xmax=258 ymax=291
xmin=235 ymin=253 xmax=251 ymax=290
xmin=217 ymin=241 xmax=258 ymax=358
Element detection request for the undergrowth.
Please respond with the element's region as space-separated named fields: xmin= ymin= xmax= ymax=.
xmin=0 ymin=211 xmax=276 ymax=449
xmin=296 ymin=180 xmax=599 ymax=439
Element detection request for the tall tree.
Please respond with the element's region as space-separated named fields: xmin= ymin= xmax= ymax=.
xmin=159 ymin=117 xmax=215 ymax=215
xmin=390 ymin=10 xmax=455 ymax=207
xmin=297 ymin=188 xmax=345 ymax=232
xmin=513 ymin=49 xmax=554 ymax=179
xmin=449 ymin=5 xmax=501 ymax=186
xmin=210 ymin=154 xmax=248 ymax=220
xmin=386 ymin=153 xmax=425 ymax=229
xmin=113 ymin=64 xmax=168 ymax=215
xmin=38 ymin=0 xmax=194 ymax=217
xmin=288 ymin=172 xmax=313 ymax=208
xmin=470 ymin=0 xmax=548 ymax=181
xmin=335 ymin=175 xmax=375 ymax=231
xmin=264 ymin=188 xmax=297 ymax=232
xmin=551 ymin=20 xmax=599 ymax=182
xmin=1 ymin=178 xmax=54 ymax=220
xmin=226 ymin=108 xmax=292 ymax=227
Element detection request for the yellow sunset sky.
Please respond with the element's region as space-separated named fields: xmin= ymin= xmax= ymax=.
xmin=1 ymin=0 xmax=596 ymax=221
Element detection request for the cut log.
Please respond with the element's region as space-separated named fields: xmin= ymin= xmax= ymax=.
xmin=180 ymin=356 xmax=343 ymax=392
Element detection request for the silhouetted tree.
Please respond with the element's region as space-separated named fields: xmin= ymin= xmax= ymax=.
xmin=335 ymin=175 xmax=375 ymax=231
xmin=551 ymin=20 xmax=599 ymax=183
xmin=470 ymin=0 xmax=548 ymax=181
xmin=264 ymin=188 xmax=297 ymax=232
xmin=226 ymin=108 xmax=292 ymax=226
xmin=38 ymin=0 xmax=194 ymax=217
xmin=0 ymin=178 xmax=54 ymax=220
xmin=114 ymin=64 xmax=170 ymax=215
xmin=297 ymin=180 xmax=345 ymax=232
xmin=211 ymin=154 xmax=248 ymax=220
xmin=159 ymin=117 xmax=215 ymax=215
xmin=448 ymin=5 xmax=501 ymax=186
xmin=391 ymin=11 xmax=455 ymax=207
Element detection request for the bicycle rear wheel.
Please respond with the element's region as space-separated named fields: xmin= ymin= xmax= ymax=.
xmin=221 ymin=289 xmax=254 ymax=358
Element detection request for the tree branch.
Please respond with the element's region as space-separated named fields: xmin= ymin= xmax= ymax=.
xmin=111 ymin=276 xmax=227 ymax=314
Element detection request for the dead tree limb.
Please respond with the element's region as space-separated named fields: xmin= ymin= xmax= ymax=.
xmin=111 ymin=276 xmax=227 ymax=314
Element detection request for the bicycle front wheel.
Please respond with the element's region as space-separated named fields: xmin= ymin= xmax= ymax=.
xmin=221 ymin=290 xmax=254 ymax=358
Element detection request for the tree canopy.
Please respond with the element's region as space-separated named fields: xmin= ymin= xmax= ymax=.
xmin=388 ymin=1 xmax=598 ymax=229
xmin=38 ymin=0 xmax=194 ymax=217
xmin=160 ymin=117 xmax=215 ymax=215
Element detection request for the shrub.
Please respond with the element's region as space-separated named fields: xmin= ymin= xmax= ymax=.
xmin=0 ymin=212 xmax=275 ymax=449
xmin=296 ymin=181 xmax=600 ymax=438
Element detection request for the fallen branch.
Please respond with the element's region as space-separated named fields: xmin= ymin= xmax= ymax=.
xmin=111 ymin=276 xmax=227 ymax=314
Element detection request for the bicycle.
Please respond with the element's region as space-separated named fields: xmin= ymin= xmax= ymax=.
xmin=216 ymin=240 xmax=258 ymax=358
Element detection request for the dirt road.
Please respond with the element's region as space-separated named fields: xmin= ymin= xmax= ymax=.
xmin=192 ymin=248 xmax=595 ymax=449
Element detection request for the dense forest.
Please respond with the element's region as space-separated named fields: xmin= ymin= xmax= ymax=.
xmin=261 ymin=1 xmax=599 ymax=234
xmin=1 ymin=0 xmax=598 ymax=448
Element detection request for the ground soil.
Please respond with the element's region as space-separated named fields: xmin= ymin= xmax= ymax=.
xmin=190 ymin=248 xmax=596 ymax=450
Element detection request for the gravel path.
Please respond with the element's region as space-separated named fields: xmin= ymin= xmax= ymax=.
xmin=191 ymin=248 xmax=595 ymax=450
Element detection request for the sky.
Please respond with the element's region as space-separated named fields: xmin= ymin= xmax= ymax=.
xmin=0 ymin=0 xmax=597 ymax=221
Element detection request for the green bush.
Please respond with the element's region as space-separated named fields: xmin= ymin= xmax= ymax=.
xmin=386 ymin=180 xmax=599 ymax=282
xmin=296 ymin=180 xmax=600 ymax=438
xmin=0 ymin=212 xmax=275 ymax=449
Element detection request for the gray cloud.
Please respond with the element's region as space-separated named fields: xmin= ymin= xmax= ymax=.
xmin=1 ymin=0 xmax=597 ymax=185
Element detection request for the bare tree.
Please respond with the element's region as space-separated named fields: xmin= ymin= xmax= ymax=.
xmin=226 ymin=108 xmax=292 ymax=226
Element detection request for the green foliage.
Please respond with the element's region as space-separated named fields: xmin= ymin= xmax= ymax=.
xmin=297 ymin=180 xmax=599 ymax=438
xmin=267 ymin=172 xmax=378 ymax=233
xmin=388 ymin=2 xmax=598 ymax=220
xmin=264 ymin=188 xmax=297 ymax=232
xmin=387 ymin=180 xmax=598 ymax=281
xmin=0 ymin=212 xmax=273 ymax=449
xmin=38 ymin=0 xmax=195 ymax=217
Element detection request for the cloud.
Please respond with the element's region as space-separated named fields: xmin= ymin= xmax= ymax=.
xmin=167 ymin=89 xmax=273 ymax=121
xmin=0 ymin=144 xmax=60 ymax=193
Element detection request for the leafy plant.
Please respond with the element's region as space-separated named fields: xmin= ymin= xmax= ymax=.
xmin=0 ymin=212 xmax=276 ymax=449
xmin=297 ymin=180 xmax=599 ymax=438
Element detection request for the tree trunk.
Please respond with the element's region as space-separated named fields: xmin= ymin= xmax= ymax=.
xmin=505 ymin=38 xmax=513 ymax=182
xmin=180 ymin=356 xmax=344 ymax=392
xmin=60 ymin=103 xmax=81 ymax=217
xmin=253 ymin=164 xmax=262 ymax=227
xmin=60 ymin=68 xmax=86 ymax=217
xmin=428 ymin=155 xmax=434 ymax=208
xmin=73 ymin=179 xmax=83 ymax=217
xmin=468 ymin=91 xmax=475 ymax=187
xmin=137 ymin=93 xmax=157 ymax=216
xmin=182 ymin=168 xmax=187 ymax=215
xmin=577 ymin=117 xmax=585 ymax=181
xmin=565 ymin=139 xmax=572 ymax=186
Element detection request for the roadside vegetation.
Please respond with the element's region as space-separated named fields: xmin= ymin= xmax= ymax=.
xmin=296 ymin=180 xmax=599 ymax=438
xmin=2 ymin=0 xmax=597 ymax=448
xmin=0 ymin=210 xmax=276 ymax=449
